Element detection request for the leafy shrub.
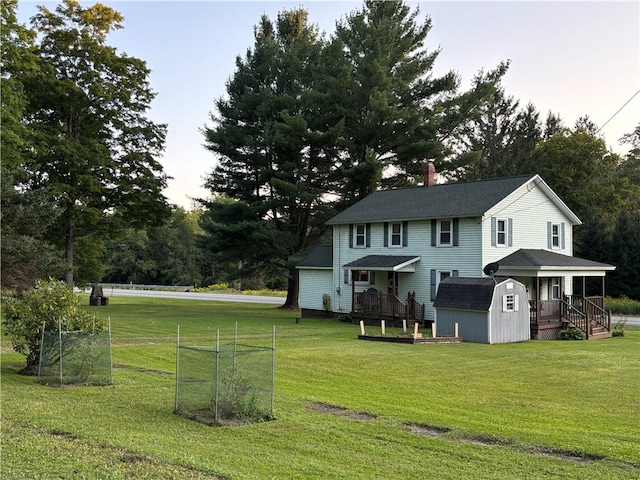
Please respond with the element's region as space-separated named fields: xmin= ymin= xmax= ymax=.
xmin=612 ymin=318 xmax=627 ymax=337
xmin=2 ymin=279 xmax=104 ymax=374
xmin=215 ymin=366 xmax=267 ymax=421
xmin=558 ymin=326 xmax=585 ymax=340
xmin=337 ymin=314 xmax=352 ymax=323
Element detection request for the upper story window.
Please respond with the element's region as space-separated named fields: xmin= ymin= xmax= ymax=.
xmin=354 ymin=224 xmax=366 ymax=247
xmin=438 ymin=220 xmax=452 ymax=246
xmin=547 ymin=222 xmax=564 ymax=250
xmin=496 ymin=219 xmax=507 ymax=246
xmin=551 ymin=223 xmax=560 ymax=248
xmin=491 ymin=217 xmax=512 ymax=247
xmin=390 ymin=222 xmax=402 ymax=247
xmin=431 ymin=218 xmax=459 ymax=247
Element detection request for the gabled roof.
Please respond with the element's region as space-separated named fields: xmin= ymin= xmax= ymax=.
xmin=326 ymin=174 xmax=580 ymax=225
xmin=343 ymin=255 xmax=421 ymax=271
xmin=296 ymin=245 xmax=332 ymax=269
xmin=497 ymin=249 xmax=615 ymax=271
xmin=433 ymin=276 xmax=511 ymax=311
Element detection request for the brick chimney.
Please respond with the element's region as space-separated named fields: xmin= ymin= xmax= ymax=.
xmin=423 ymin=160 xmax=436 ymax=187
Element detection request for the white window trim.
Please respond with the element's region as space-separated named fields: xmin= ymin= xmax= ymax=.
xmin=437 ymin=220 xmax=452 ymax=247
xmin=502 ymin=293 xmax=519 ymax=312
xmin=389 ymin=222 xmax=403 ymax=248
xmin=353 ymin=223 xmax=366 ymax=248
xmin=496 ymin=218 xmax=508 ymax=247
xmin=551 ymin=223 xmax=561 ymax=249
xmin=436 ymin=270 xmax=452 ymax=292
xmin=347 ymin=269 xmax=371 ymax=285
xmin=549 ymin=277 xmax=561 ymax=299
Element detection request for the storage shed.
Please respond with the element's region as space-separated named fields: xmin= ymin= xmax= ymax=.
xmin=433 ymin=277 xmax=530 ymax=344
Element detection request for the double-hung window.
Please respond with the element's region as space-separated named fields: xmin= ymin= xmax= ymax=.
xmin=390 ymin=222 xmax=402 ymax=247
xmin=354 ymin=224 xmax=366 ymax=248
xmin=551 ymin=223 xmax=561 ymax=249
xmin=438 ymin=220 xmax=452 ymax=246
xmin=496 ymin=219 xmax=507 ymax=246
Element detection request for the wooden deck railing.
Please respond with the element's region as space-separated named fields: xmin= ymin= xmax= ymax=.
xmin=353 ymin=291 xmax=425 ymax=322
xmin=530 ymin=295 xmax=609 ymax=339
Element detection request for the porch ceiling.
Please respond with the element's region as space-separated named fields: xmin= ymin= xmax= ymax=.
xmin=343 ymin=255 xmax=421 ymax=272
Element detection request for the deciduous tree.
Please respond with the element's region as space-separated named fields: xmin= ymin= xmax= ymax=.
xmin=16 ymin=0 xmax=170 ymax=287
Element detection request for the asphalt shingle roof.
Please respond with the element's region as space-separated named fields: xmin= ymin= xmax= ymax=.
xmin=342 ymin=255 xmax=421 ymax=270
xmin=498 ymin=249 xmax=615 ymax=270
xmin=296 ymin=244 xmax=333 ymax=268
xmin=433 ymin=277 xmax=509 ymax=311
xmin=326 ymin=175 xmax=537 ymax=225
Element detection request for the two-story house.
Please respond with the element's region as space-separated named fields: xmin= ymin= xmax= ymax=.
xmin=297 ymin=172 xmax=615 ymax=339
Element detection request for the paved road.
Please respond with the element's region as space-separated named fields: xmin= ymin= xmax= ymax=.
xmin=95 ymin=288 xmax=639 ymax=325
xmin=95 ymin=287 xmax=285 ymax=306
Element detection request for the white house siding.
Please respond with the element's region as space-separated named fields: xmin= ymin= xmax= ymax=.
xmin=482 ymin=181 xmax=575 ymax=268
xmin=298 ymin=269 xmax=333 ymax=312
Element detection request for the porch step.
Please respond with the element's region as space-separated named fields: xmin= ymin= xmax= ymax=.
xmin=588 ymin=331 xmax=612 ymax=340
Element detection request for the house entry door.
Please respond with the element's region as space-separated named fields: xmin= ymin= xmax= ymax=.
xmin=388 ymin=272 xmax=398 ymax=296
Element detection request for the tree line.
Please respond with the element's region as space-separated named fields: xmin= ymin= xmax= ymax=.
xmin=2 ymin=0 xmax=638 ymax=302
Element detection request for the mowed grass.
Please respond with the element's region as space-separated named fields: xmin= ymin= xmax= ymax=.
xmin=1 ymin=296 xmax=639 ymax=479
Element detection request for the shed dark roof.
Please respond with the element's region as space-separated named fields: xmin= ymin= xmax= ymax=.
xmin=497 ymin=249 xmax=615 ymax=270
xmin=433 ymin=277 xmax=509 ymax=311
xmin=342 ymin=255 xmax=421 ymax=271
xmin=296 ymin=245 xmax=333 ymax=269
xmin=326 ymin=175 xmax=537 ymax=224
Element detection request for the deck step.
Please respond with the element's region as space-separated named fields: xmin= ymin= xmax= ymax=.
xmin=588 ymin=331 xmax=612 ymax=340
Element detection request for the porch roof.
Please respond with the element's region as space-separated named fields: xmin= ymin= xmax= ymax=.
xmin=497 ymin=249 xmax=615 ymax=276
xmin=343 ymin=255 xmax=421 ymax=272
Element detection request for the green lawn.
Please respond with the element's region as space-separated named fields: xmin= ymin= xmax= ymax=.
xmin=2 ymin=296 xmax=639 ymax=479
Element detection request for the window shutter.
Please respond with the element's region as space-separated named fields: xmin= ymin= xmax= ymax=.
xmin=430 ymin=269 xmax=436 ymax=301
xmin=349 ymin=224 xmax=353 ymax=248
xmin=561 ymin=223 xmax=565 ymax=249
xmin=344 ymin=269 xmax=349 ymax=284
xmin=547 ymin=222 xmax=552 ymax=249
xmin=383 ymin=222 xmax=388 ymax=247
xmin=514 ymin=294 xmax=519 ymax=312
xmin=491 ymin=217 xmax=497 ymax=246
xmin=453 ymin=218 xmax=459 ymax=246
xmin=507 ymin=218 xmax=513 ymax=247
xmin=402 ymin=221 xmax=408 ymax=246
xmin=366 ymin=223 xmax=371 ymax=247
xmin=502 ymin=295 xmax=508 ymax=312
xmin=431 ymin=219 xmax=437 ymax=246
xmin=370 ymin=271 xmax=376 ymax=285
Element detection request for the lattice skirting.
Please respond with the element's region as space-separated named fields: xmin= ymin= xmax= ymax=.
xmin=532 ymin=326 xmax=562 ymax=340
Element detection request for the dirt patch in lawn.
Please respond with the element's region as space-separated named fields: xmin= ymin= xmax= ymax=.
xmin=308 ymin=402 xmax=376 ymax=420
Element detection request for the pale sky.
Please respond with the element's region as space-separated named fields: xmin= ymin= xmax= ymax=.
xmin=18 ymin=1 xmax=640 ymax=210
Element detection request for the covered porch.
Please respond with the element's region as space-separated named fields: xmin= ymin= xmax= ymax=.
xmin=498 ymin=249 xmax=616 ymax=340
xmin=343 ymin=255 xmax=426 ymax=327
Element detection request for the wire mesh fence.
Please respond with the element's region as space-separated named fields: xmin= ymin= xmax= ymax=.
xmin=38 ymin=320 xmax=112 ymax=386
xmin=174 ymin=326 xmax=275 ymax=424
